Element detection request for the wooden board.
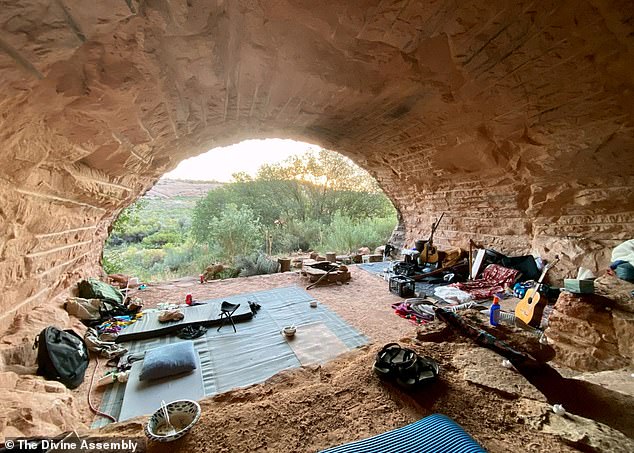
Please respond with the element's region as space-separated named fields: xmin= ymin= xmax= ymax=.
xmin=301 ymin=260 xmax=351 ymax=284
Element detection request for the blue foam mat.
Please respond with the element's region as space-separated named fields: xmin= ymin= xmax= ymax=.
xmin=319 ymin=414 xmax=486 ymax=453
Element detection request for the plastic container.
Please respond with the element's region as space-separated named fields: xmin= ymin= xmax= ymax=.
xmin=389 ymin=275 xmax=416 ymax=298
xmin=97 ymin=370 xmax=130 ymax=386
xmin=489 ymin=296 xmax=501 ymax=326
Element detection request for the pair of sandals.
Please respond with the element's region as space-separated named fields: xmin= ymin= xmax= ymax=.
xmin=373 ymin=343 xmax=439 ymax=388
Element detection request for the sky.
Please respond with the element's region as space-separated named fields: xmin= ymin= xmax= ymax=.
xmin=162 ymin=138 xmax=320 ymax=182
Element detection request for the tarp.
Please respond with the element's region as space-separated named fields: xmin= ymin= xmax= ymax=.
xmin=95 ymin=286 xmax=368 ymax=426
xmin=118 ymin=354 xmax=205 ymax=421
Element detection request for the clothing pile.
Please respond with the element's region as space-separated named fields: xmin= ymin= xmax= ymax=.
xmin=391 ymin=298 xmax=436 ymax=324
xmin=449 ymin=264 xmax=519 ymax=300
xmin=84 ymin=327 xmax=128 ymax=359
xmin=96 ymin=313 xmax=143 ymax=341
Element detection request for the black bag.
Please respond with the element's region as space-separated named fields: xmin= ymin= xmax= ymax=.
xmin=34 ymin=327 xmax=89 ymax=389
xmin=483 ymin=249 xmax=540 ymax=281
xmin=500 ymin=255 xmax=540 ymax=281
xmin=99 ymin=299 xmax=130 ymax=319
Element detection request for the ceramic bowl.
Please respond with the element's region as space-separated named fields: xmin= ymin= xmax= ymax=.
xmin=310 ymin=300 xmax=318 ymax=308
xmin=145 ymin=400 xmax=201 ymax=442
xmin=282 ymin=326 xmax=297 ymax=337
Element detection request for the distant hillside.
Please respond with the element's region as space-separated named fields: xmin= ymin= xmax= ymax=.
xmin=145 ymin=179 xmax=224 ymax=199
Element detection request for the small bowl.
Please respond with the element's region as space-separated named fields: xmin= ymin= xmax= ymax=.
xmin=282 ymin=326 xmax=297 ymax=337
xmin=310 ymin=301 xmax=318 ymax=308
xmin=145 ymin=400 xmax=201 ymax=442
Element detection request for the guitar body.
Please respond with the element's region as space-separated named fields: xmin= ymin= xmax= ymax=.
xmin=515 ymin=288 xmax=545 ymax=327
xmin=419 ymin=244 xmax=439 ymax=264
xmin=514 ymin=256 xmax=559 ymax=328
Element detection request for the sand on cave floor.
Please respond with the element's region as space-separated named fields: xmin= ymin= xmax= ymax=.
xmin=90 ymin=267 xmax=633 ymax=452
xmin=4 ymin=266 xmax=633 ymax=451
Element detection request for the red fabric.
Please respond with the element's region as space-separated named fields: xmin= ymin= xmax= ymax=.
xmin=450 ymin=264 xmax=518 ymax=300
xmin=391 ymin=302 xmax=430 ymax=325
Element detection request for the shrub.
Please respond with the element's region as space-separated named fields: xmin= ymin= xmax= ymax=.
xmin=142 ymin=230 xmax=183 ymax=248
xmin=234 ymin=253 xmax=281 ymax=277
xmin=271 ymin=219 xmax=323 ymax=253
xmin=198 ymin=204 xmax=264 ymax=261
xmin=319 ymin=213 xmax=397 ymax=254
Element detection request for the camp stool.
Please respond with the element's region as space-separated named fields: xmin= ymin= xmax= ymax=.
xmin=217 ymin=301 xmax=240 ymax=333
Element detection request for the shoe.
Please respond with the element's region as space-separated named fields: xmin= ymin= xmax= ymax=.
xmin=373 ymin=343 xmax=416 ymax=378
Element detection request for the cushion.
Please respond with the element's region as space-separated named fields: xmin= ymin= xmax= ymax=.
xmin=139 ymin=341 xmax=198 ymax=381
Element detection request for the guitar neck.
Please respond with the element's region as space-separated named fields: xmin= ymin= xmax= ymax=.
xmin=533 ymin=258 xmax=559 ymax=293
xmin=428 ymin=212 xmax=445 ymax=243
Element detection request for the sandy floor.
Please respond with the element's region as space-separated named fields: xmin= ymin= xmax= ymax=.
xmin=89 ymin=266 xmax=626 ymax=452
xmin=4 ymin=265 xmax=632 ymax=450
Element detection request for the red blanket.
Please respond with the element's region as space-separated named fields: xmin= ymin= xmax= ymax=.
xmin=450 ymin=264 xmax=518 ymax=300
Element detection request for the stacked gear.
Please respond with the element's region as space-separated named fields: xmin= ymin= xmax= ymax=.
xmin=77 ymin=278 xmax=143 ymax=321
xmin=78 ymin=278 xmax=125 ymax=304
xmin=610 ymin=239 xmax=634 ymax=282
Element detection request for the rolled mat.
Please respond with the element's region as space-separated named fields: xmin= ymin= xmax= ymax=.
xmin=319 ymin=413 xmax=486 ymax=453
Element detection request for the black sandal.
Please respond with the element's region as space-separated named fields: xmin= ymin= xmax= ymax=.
xmin=373 ymin=343 xmax=417 ymax=378
xmin=395 ymin=355 xmax=439 ymax=388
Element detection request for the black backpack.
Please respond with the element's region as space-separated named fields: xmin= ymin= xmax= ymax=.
xmin=34 ymin=327 xmax=89 ymax=389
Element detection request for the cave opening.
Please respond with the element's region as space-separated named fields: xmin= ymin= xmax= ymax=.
xmin=103 ymin=138 xmax=400 ymax=283
xmin=0 ymin=0 xmax=633 ymax=450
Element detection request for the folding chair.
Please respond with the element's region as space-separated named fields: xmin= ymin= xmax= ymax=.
xmin=217 ymin=301 xmax=240 ymax=333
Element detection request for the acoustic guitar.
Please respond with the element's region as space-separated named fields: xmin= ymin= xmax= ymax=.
xmin=419 ymin=213 xmax=445 ymax=265
xmin=515 ymin=256 xmax=559 ymax=327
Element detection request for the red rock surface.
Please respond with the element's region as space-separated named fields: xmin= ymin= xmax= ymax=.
xmin=0 ymin=1 xmax=633 ymax=328
xmin=144 ymin=179 xmax=224 ymax=199
xmin=546 ymin=290 xmax=634 ymax=371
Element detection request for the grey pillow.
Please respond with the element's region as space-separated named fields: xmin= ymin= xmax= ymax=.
xmin=139 ymin=341 xmax=198 ymax=381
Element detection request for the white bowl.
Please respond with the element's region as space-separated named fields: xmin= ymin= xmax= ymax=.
xmin=310 ymin=301 xmax=318 ymax=308
xmin=282 ymin=326 xmax=297 ymax=337
xmin=145 ymin=400 xmax=201 ymax=442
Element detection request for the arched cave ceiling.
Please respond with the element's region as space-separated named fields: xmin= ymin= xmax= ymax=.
xmin=0 ymin=0 xmax=633 ymax=326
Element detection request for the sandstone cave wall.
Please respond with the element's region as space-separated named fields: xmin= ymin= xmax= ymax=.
xmin=0 ymin=0 xmax=633 ymax=328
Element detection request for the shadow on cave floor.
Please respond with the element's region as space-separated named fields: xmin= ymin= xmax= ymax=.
xmin=418 ymin=321 xmax=633 ymax=439
xmin=431 ymin=311 xmax=634 ymax=438
xmin=516 ymin=363 xmax=634 ymax=438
